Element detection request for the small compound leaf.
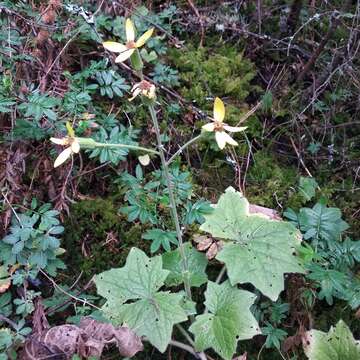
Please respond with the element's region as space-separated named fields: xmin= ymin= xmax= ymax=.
xmin=303 ymin=320 xmax=360 ymax=360
xmin=162 ymin=243 xmax=208 ymax=287
xmin=200 ymin=187 xmax=304 ymax=301
xmin=299 ymin=177 xmax=318 ymax=202
xmin=298 ymin=203 xmax=349 ymax=247
xmin=189 ymin=281 xmax=260 ymax=360
xmin=0 ymin=266 xmax=11 ymax=294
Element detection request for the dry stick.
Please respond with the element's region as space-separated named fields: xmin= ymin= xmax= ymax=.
xmin=257 ymin=0 xmax=262 ymax=34
xmin=236 ymin=102 xmax=262 ymax=127
xmin=186 ymin=0 xmax=205 ymax=46
xmin=286 ymin=0 xmax=304 ymax=34
xmin=40 ymin=269 xmax=101 ymax=311
xmin=289 ymin=137 xmax=320 ymax=191
xmin=297 ymin=14 xmax=340 ymax=82
xmin=1 ymin=191 xmax=22 ymax=225
xmin=45 ymin=277 xmax=95 ymax=316
xmin=169 ymin=340 xmax=206 ymax=359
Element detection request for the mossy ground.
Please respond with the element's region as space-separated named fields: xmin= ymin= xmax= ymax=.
xmin=62 ymin=198 xmax=148 ymax=278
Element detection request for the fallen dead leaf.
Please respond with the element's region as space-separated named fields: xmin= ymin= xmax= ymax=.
xmin=249 ymin=204 xmax=282 ymax=220
xmin=20 ymin=300 xmax=143 ymax=359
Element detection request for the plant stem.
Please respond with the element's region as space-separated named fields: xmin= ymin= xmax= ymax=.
xmin=215 ymin=265 xmax=226 ymax=284
xmin=169 ymin=340 xmax=207 ymax=359
xmin=176 ymin=324 xmax=195 ymax=347
xmin=147 ymin=104 xmax=192 ymax=302
xmin=94 ymin=142 xmax=159 ymax=155
xmin=166 ymin=134 xmax=203 ymax=165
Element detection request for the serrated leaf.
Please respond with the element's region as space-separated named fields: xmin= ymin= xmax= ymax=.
xmin=162 ymin=243 xmax=208 ymax=287
xmin=143 ymin=229 xmax=178 ymax=253
xmin=94 ymin=248 xmax=187 ymax=353
xmin=111 ymin=291 xmax=186 ymax=352
xmin=304 ymin=320 xmax=360 ymax=359
xmin=298 ymin=203 xmax=349 ymax=248
xmin=200 ymin=187 xmax=304 ymax=300
xmin=189 ymin=281 xmax=260 ymax=360
xmin=299 ymin=177 xmax=318 ymax=202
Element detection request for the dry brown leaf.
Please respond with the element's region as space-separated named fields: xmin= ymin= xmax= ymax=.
xmin=193 ymin=234 xmax=212 ymax=251
xmin=206 ymin=241 xmax=224 ymax=260
xmin=20 ymin=302 xmax=143 ymax=360
xmin=79 ymin=317 xmax=143 ymax=357
xmin=249 ymin=204 xmax=282 ymax=220
xmin=283 ymin=324 xmax=305 ymax=353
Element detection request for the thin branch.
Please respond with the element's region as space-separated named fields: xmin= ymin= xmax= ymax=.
xmin=169 ymin=340 xmax=207 ymax=360
xmin=39 ymin=270 xmax=100 ymax=311
xmin=166 ymin=134 xmax=202 ymax=165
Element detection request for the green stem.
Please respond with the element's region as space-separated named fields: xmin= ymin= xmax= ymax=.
xmin=176 ymin=324 xmax=195 ymax=347
xmin=94 ymin=142 xmax=159 ymax=155
xmin=166 ymin=134 xmax=202 ymax=165
xmin=215 ymin=265 xmax=226 ymax=284
xmin=148 ymin=104 xmax=192 ymax=302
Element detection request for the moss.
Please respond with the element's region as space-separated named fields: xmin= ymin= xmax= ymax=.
xmin=62 ymin=198 xmax=148 ymax=278
xmin=168 ymin=44 xmax=258 ymax=108
xmin=245 ymin=150 xmax=299 ymax=209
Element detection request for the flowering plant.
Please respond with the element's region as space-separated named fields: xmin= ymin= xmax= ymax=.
xmin=48 ymin=17 xmax=305 ymax=360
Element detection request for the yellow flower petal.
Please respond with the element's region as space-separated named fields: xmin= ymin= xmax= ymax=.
xmin=215 ymin=131 xmax=227 ymax=149
xmin=125 ymin=18 xmax=135 ymax=42
xmin=103 ymin=41 xmax=126 ymax=53
xmin=131 ymin=83 xmax=140 ymax=92
xmin=54 ymin=147 xmax=72 ymax=168
xmin=202 ymin=122 xmax=216 ymax=132
xmin=222 ymin=132 xmax=238 ymax=146
xmin=135 ymin=28 xmax=154 ymax=48
xmin=66 ymin=121 xmax=75 ymax=138
xmin=223 ymin=125 xmax=247 ymax=133
xmin=50 ymin=137 xmax=67 ymax=145
xmin=147 ymin=85 xmax=156 ymax=99
xmin=129 ymin=88 xmax=142 ymax=101
xmin=213 ymin=97 xmax=225 ymax=123
xmin=115 ymin=48 xmax=135 ymax=63
xmin=71 ymin=139 xmax=80 ymax=153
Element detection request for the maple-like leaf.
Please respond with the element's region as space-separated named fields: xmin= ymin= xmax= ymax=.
xmin=189 ymin=281 xmax=260 ymax=360
xmin=94 ymin=248 xmax=187 ymax=353
xmin=200 ymin=187 xmax=304 ymax=300
xmin=303 ymin=320 xmax=360 ymax=359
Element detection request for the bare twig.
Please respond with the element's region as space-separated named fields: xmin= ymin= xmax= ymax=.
xmin=297 ymin=13 xmax=340 ymax=81
xmin=187 ymin=0 xmax=205 ymax=46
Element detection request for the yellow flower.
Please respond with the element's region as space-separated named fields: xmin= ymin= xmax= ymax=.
xmin=129 ymin=80 xmax=156 ymax=101
xmin=202 ymin=97 xmax=247 ymax=149
xmin=50 ymin=122 xmax=80 ymax=168
xmin=103 ymin=19 xmax=154 ymax=63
